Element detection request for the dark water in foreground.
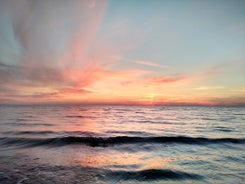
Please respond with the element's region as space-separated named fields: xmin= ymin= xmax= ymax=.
xmin=0 ymin=105 xmax=244 ymax=184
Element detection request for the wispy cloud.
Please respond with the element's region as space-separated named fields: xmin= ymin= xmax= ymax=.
xmin=148 ymin=75 xmax=186 ymax=85
xmin=199 ymin=59 xmax=245 ymax=78
xmin=0 ymin=0 xmax=113 ymax=102
xmin=0 ymin=63 xmax=66 ymax=87
xmin=194 ymin=86 xmax=225 ymax=90
xmin=129 ymin=59 xmax=169 ymax=68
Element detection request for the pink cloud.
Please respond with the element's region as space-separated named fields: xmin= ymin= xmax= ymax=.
xmin=149 ymin=75 xmax=186 ymax=84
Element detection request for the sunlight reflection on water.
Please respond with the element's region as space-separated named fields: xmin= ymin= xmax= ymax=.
xmin=0 ymin=105 xmax=244 ymax=183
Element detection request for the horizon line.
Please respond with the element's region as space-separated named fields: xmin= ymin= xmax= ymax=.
xmin=1 ymin=102 xmax=244 ymax=107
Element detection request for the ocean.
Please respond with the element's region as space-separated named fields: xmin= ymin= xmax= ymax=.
xmin=0 ymin=105 xmax=244 ymax=184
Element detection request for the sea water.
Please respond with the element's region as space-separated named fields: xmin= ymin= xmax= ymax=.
xmin=0 ymin=105 xmax=244 ymax=183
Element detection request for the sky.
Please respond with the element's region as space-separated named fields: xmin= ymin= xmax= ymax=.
xmin=0 ymin=0 xmax=244 ymax=106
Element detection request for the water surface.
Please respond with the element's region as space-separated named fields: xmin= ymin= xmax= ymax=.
xmin=0 ymin=105 xmax=244 ymax=183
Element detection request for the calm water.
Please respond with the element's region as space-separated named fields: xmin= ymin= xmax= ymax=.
xmin=0 ymin=105 xmax=244 ymax=184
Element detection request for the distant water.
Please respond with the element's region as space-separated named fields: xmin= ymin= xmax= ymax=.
xmin=0 ymin=105 xmax=244 ymax=184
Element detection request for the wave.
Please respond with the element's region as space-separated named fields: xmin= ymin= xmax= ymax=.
xmin=0 ymin=163 xmax=203 ymax=182
xmin=5 ymin=122 xmax=55 ymax=126
xmin=65 ymin=115 xmax=94 ymax=118
xmin=213 ymin=126 xmax=233 ymax=132
xmin=0 ymin=136 xmax=244 ymax=147
xmin=106 ymin=130 xmax=155 ymax=136
xmin=108 ymin=169 xmax=203 ymax=181
xmin=1 ymin=130 xmax=100 ymax=136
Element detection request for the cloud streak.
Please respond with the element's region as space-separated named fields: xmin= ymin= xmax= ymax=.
xmin=129 ymin=59 xmax=169 ymax=69
xmin=0 ymin=0 xmax=114 ymax=102
xmin=149 ymin=75 xmax=186 ymax=85
xmin=194 ymin=86 xmax=225 ymax=90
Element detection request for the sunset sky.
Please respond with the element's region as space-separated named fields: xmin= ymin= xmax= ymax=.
xmin=0 ymin=0 xmax=244 ymax=106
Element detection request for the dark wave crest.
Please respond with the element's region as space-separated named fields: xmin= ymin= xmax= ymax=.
xmin=0 ymin=136 xmax=244 ymax=147
xmin=1 ymin=130 xmax=101 ymax=137
xmin=108 ymin=169 xmax=203 ymax=181
xmin=65 ymin=115 xmax=94 ymax=118
xmin=0 ymin=163 xmax=204 ymax=183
